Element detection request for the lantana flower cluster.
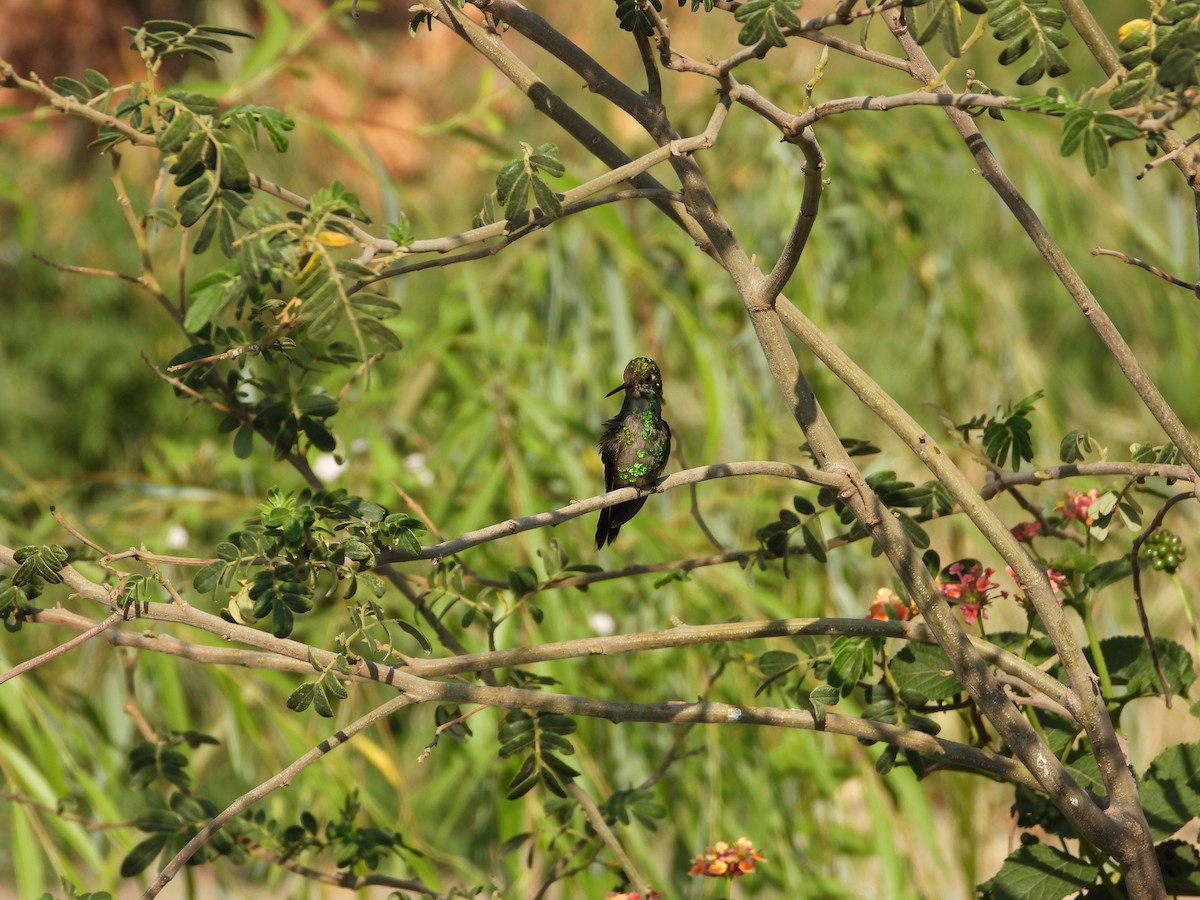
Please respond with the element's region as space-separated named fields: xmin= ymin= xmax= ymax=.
xmin=938 ymin=561 xmax=1007 ymax=624
xmin=689 ymin=837 xmax=766 ymax=879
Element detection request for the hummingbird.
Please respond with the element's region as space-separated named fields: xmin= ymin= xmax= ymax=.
xmin=595 ymin=357 xmax=672 ymax=549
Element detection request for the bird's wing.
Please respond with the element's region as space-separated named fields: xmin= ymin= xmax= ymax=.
xmin=599 ymin=414 xmax=622 ymax=492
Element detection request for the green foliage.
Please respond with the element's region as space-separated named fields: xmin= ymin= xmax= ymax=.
xmin=955 ymin=390 xmax=1043 ymax=471
xmin=889 ymin=643 xmax=964 ymax=701
xmin=1112 ymin=3 xmax=1200 ymax=108
xmin=124 ymin=20 xmax=255 ymax=63
xmin=498 ymin=711 xmax=580 ymax=799
xmin=903 ymin=0 xmax=1069 ymax=78
xmin=903 ymin=0 xmax=989 ymax=58
xmin=978 ymin=842 xmax=1099 ymax=900
xmin=734 ymin=0 xmax=803 ymax=48
xmin=1058 ymin=428 xmax=1096 ymax=462
xmin=1140 ymin=742 xmax=1200 ymax=840
xmin=475 ymin=143 xmax=566 ymax=226
xmin=1086 ymin=635 xmax=1196 ymax=700
xmin=287 ymin=652 xmax=352 ymax=718
xmin=194 ymin=487 xmax=423 ymax=638
xmin=1132 ymin=441 xmax=1189 ymax=468
xmin=276 ymin=791 xmax=413 ymax=871
xmin=0 ymin=573 xmax=42 ymax=631
xmin=613 ymin=0 xmax=663 ymax=35
xmin=984 ymin=0 xmax=1071 ymax=84
xmin=600 ymin=788 xmax=667 ymax=831
xmin=11 ymin=543 xmax=67 ymax=587
xmin=1058 ymin=107 xmax=1142 ymax=175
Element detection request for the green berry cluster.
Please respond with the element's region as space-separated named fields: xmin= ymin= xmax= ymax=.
xmin=1143 ymin=529 xmax=1186 ymax=574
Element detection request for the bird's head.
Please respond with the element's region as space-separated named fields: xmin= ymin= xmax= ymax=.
xmin=605 ymin=357 xmax=664 ymax=398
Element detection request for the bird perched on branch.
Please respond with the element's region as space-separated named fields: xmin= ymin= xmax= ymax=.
xmin=595 ymin=357 xmax=672 ymax=549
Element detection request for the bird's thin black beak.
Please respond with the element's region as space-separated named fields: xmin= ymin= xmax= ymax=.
xmin=604 ymin=381 xmax=628 ymax=398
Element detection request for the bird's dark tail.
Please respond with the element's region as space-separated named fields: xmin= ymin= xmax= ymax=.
xmin=595 ymin=496 xmax=649 ymax=549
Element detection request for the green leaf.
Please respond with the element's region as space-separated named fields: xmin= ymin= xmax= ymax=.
xmin=495 ymin=159 xmax=524 ymax=202
xmin=191 ymin=208 xmax=220 ymax=256
xmin=397 ymin=619 xmax=433 ymax=653
xmin=218 ymin=143 xmax=251 ymax=192
xmin=734 ymin=0 xmax=801 ymax=48
xmin=192 ymin=560 xmax=228 ymax=594
xmin=529 ymin=143 xmax=565 ymax=177
xmin=120 ymin=833 xmax=170 ymax=877
xmin=165 ymin=89 xmax=219 ymax=117
xmin=177 ymin=173 xmax=217 ymax=228
xmin=322 ymin=671 xmax=349 ymax=700
xmin=613 ymin=0 xmax=663 ymax=35
xmin=233 ymin=422 xmax=255 ymax=459
xmin=758 ymin=650 xmax=799 ymax=678
xmin=1058 ymin=429 xmax=1094 ymax=463
xmin=300 ymin=417 xmax=336 ymax=452
xmin=287 ymin=683 xmax=315 ymax=712
xmin=1081 ymin=127 xmax=1109 ymax=175
xmin=531 ymin=176 xmax=562 ymax=218
xmin=12 ymin=544 xmax=67 ymax=586
xmin=1084 ymin=556 xmax=1131 ymax=591
xmin=1140 ymin=742 xmax=1200 ymax=840
xmin=271 ymin=601 xmax=294 ymax=638
xmin=295 ymin=388 xmax=339 ymax=419
xmin=157 ymin=108 xmax=195 ymax=153
xmin=1094 ymin=113 xmax=1140 ymax=141
xmin=801 ymin=523 xmax=827 ymax=563
xmin=503 ymin=170 xmax=530 ymax=221
xmin=978 ymin=843 xmax=1098 ymax=900
xmin=826 ymin=636 xmax=871 ymax=696
xmin=311 ymin=683 xmax=333 ymax=717
xmin=1157 ymin=839 xmax=1200 ymax=895
xmin=1091 ymin=636 xmax=1195 ymax=698
xmin=793 ymin=496 xmax=815 ymax=516
xmin=84 ymin=68 xmax=111 ymax=92
xmin=359 ymin=316 xmax=404 ymax=352
xmin=890 ymin=643 xmax=964 ymax=701
xmin=184 ymin=264 xmax=235 ymax=330
xmin=905 ymin=0 xmax=986 ymax=58
xmin=170 ymin=131 xmax=209 ymax=179
xmin=52 ymin=76 xmax=93 ymax=103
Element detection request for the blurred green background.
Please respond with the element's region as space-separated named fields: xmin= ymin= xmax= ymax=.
xmin=1 ymin=1 xmax=1199 ymax=896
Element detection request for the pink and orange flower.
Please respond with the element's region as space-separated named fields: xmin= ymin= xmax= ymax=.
xmin=689 ymin=837 xmax=766 ymax=879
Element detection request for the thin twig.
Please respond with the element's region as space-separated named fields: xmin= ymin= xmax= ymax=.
xmin=0 ymin=611 xmax=123 ymax=686
xmin=672 ymin=445 xmax=724 ymax=551
xmin=415 ymin=704 xmax=488 ymax=763
xmin=30 ymin=252 xmax=143 ymax=285
xmin=566 ymin=780 xmax=651 ymax=892
xmin=122 ymin=650 xmax=158 ymax=742
xmin=235 ymin=836 xmax=444 ymax=896
xmin=1092 ymin=246 xmax=1197 ymax=292
xmin=1 ymin=788 xmax=139 ymax=832
xmin=375 ymin=460 xmax=845 ymax=563
xmin=141 ymin=352 xmax=240 ymax=418
xmin=1138 ymin=132 xmax=1200 ymax=179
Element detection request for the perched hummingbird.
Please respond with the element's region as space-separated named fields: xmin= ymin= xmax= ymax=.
xmin=595 ymin=357 xmax=672 ymax=549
